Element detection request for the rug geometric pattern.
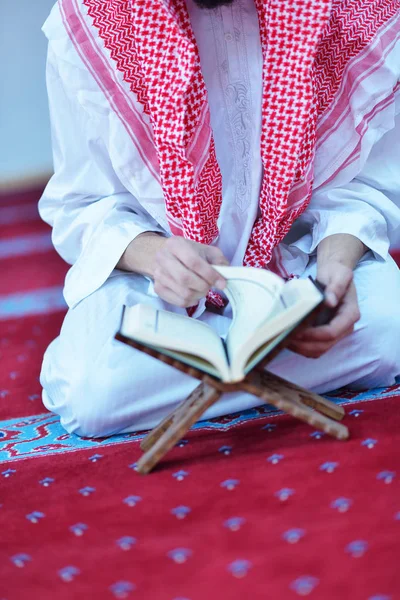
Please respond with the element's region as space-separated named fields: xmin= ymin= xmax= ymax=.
xmin=1 ymin=187 xmax=399 ymax=600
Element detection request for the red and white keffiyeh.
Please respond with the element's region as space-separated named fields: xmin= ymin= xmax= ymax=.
xmin=60 ymin=0 xmax=399 ymax=273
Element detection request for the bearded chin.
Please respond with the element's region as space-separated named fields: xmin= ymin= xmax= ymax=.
xmin=193 ymin=0 xmax=235 ymax=8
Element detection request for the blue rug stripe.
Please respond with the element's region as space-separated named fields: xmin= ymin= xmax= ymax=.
xmin=0 ymin=389 xmax=398 ymax=463
xmin=0 ymin=204 xmax=41 ymax=225
xmin=0 ymin=286 xmax=66 ymax=320
xmin=0 ymin=232 xmax=53 ymax=259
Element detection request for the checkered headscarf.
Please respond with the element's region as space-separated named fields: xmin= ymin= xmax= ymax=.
xmin=62 ymin=0 xmax=399 ymax=272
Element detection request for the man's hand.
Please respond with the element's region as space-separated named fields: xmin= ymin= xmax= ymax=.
xmin=288 ymin=234 xmax=366 ymax=359
xmin=117 ymin=233 xmax=229 ymax=308
xmin=288 ymin=263 xmax=360 ymax=358
xmin=153 ymin=237 xmax=229 ymax=307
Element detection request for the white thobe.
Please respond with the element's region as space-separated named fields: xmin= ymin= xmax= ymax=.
xmin=39 ymin=0 xmax=400 ymax=437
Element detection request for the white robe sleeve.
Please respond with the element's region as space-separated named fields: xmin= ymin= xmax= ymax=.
xmin=40 ymin=45 xmax=165 ymax=308
xmin=292 ymin=111 xmax=400 ymax=260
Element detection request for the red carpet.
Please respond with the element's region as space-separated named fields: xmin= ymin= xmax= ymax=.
xmin=1 ymin=187 xmax=399 ymax=600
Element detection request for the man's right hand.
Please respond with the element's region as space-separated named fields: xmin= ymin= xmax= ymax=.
xmin=153 ymin=236 xmax=229 ymax=307
xmin=117 ymin=233 xmax=229 ymax=308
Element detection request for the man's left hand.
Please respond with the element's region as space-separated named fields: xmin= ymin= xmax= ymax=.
xmin=288 ymin=262 xmax=361 ymax=359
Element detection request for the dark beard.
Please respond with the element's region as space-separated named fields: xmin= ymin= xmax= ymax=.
xmin=193 ymin=0 xmax=235 ymax=8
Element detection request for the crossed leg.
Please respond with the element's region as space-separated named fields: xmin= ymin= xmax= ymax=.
xmin=40 ymin=255 xmax=400 ymax=438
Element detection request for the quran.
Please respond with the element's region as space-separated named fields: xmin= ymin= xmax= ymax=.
xmin=117 ymin=267 xmax=325 ymax=383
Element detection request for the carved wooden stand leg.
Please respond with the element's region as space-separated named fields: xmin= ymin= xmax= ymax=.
xmin=136 ymin=371 xmax=349 ymax=474
xmin=136 ymin=383 xmax=221 ymax=475
xmin=140 ymin=392 xmax=199 ymax=453
xmin=242 ymin=371 xmax=349 ymax=440
xmin=254 ymin=370 xmax=345 ymax=421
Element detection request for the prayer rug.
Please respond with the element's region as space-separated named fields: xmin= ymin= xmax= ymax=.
xmin=1 ymin=187 xmax=399 ymax=600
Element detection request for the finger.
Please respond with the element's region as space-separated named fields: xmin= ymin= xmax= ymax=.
xmin=324 ymin=269 xmax=353 ymax=307
xmin=289 ymin=320 xmax=313 ymax=341
xmin=290 ymin=323 xmax=355 ymax=357
xmin=300 ymin=323 xmax=354 ymax=343
xmin=153 ymin=280 xmax=199 ymax=308
xmin=156 ymin=255 xmax=210 ymax=295
xmin=294 ymin=324 xmax=339 ymax=343
xmin=288 ymin=339 xmax=334 ymax=356
xmin=288 ymin=335 xmax=351 ymax=358
xmin=326 ymin=305 xmax=359 ymax=338
xmin=153 ymin=281 xmax=186 ymax=307
xmin=289 ymin=334 xmax=353 ymax=357
xmin=176 ymin=249 xmax=226 ymax=289
xmin=203 ymin=245 xmax=230 ymax=266
xmin=155 ymin=272 xmax=204 ymax=306
xmin=293 ymin=321 xmax=355 ymax=343
xmin=297 ymin=297 xmax=358 ymax=341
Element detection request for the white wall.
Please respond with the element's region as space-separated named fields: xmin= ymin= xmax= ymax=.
xmin=0 ymin=0 xmax=56 ymax=184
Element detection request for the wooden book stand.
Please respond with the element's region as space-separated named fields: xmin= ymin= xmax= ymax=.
xmin=115 ymin=334 xmax=350 ymax=475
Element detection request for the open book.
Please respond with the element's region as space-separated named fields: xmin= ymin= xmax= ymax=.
xmin=116 ymin=267 xmax=325 ymax=383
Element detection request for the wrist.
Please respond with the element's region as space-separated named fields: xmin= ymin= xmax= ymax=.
xmin=317 ymin=234 xmax=367 ymax=273
xmin=117 ymin=232 xmax=167 ymax=277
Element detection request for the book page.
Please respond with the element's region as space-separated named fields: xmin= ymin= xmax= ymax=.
xmin=120 ymin=304 xmax=231 ymax=381
xmin=230 ymin=278 xmax=324 ymax=379
xmin=243 ymin=327 xmax=297 ymax=374
xmin=136 ymin=344 xmax=224 ymax=380
xmin=214 ymin=266 xmax=285 ymax=362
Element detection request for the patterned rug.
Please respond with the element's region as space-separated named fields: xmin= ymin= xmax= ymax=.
xmin=1 ymin=187 xmax=399 ymax=600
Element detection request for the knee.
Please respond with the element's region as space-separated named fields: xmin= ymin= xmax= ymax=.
xmin=73 ymin=370 xmax=146 ymax=437
xmin=41 ymin=341 xmax=192 ymax=437
xmin=65 ymin=388 xmax=111 ymax=438
xmin=356 ymin=303 xmax=400 ymax=386
xmin=42 ymin=367 xmax=138 ymax=438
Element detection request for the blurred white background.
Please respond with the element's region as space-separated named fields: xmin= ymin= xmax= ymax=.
xmin=0 ymin=0 xmax=55 ymax=187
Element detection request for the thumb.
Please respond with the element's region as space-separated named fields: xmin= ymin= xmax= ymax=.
xmin=324 ymin=267 xmax=353 ymax=308
xmin=204 ymin=245 xmax=230 ymax=266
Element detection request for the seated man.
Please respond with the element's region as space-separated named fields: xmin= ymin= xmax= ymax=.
xmin=39 ymin=0 xmax=400 ymax=437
